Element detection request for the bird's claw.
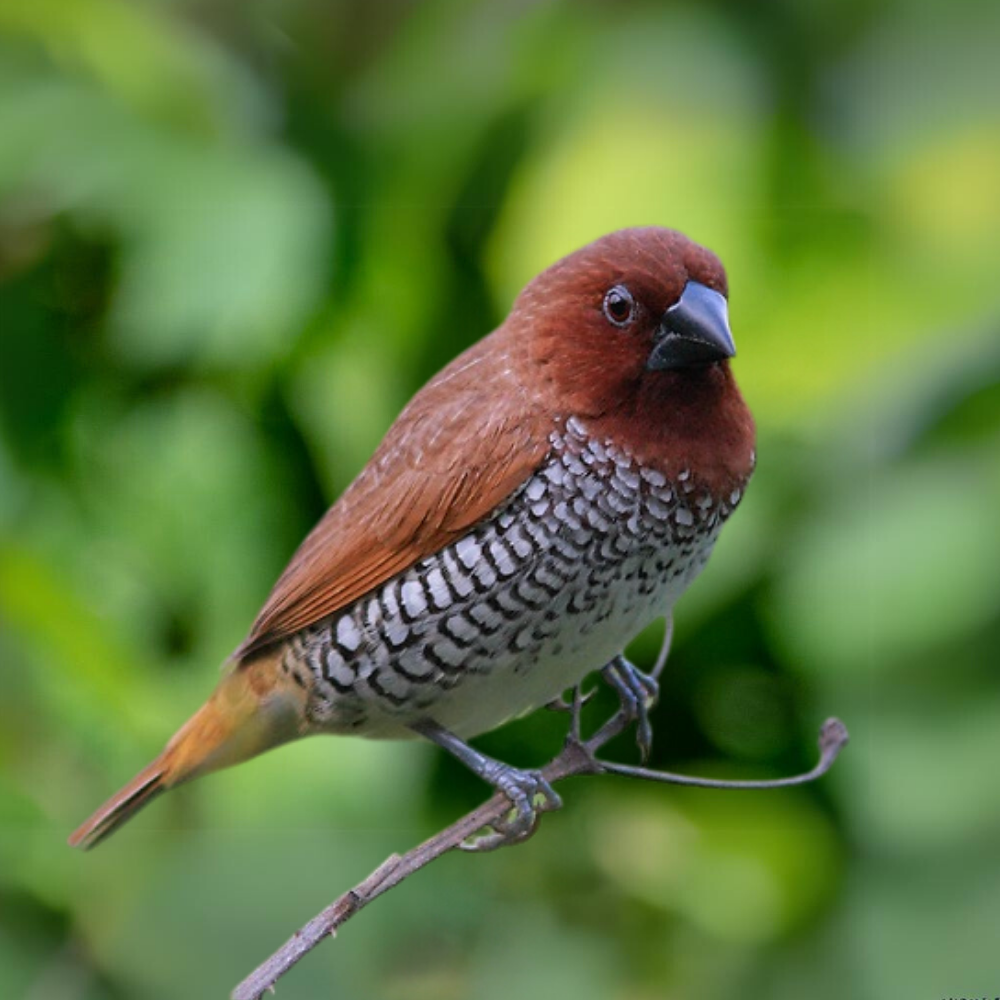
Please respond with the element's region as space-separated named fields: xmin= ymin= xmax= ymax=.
xmin=410 ymin=720 xmax=562 ymax=851
xmin=460 ymin=767 xmax=562 ymax=852
xmin=545 ymin=685 xmax=596 ymax=714
xmin=602 ymin=655 xmax=659 ymax=762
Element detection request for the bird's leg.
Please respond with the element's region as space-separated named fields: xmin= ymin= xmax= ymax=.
xmin=602 ymin=654 xmax=659 ymax=762
xmin=411 ymin=719 xmax=562 ymax=852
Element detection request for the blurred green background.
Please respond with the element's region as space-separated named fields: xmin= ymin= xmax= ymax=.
xmin=2 ymin=0 xmax=999 ymax=997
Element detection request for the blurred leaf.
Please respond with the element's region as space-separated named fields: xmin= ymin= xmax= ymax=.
xmin=71 ymin=385 xmax=297 ymax=659
xmin=589 ymin=785 xmax=841 ymax=944
xmin=0 ymin=65 xmax=331 ymax=370
xmin=468 ymin=904 xmax=618 ymax=1000
xmin=850 ymin=855 xmax=1000 ymax=999
xmin=0 ymin=542 xmax=149 ymax=728
xmin=844 ymin=697 xmax=1000 ymax=855
xmin=0 ymin=0 xmax=264 ymax=136
xmin=770 ymin=453 xmax=1000 ymax=676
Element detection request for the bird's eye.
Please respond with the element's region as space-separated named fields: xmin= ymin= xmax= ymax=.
xmin=602 ymin=285 xmax=636 ymax=327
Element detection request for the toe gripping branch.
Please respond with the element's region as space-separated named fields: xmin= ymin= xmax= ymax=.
xmin=601 ymin=654 xmax=659 ymax=762
xmin=411 ymin=719 xmax=562 ymax=852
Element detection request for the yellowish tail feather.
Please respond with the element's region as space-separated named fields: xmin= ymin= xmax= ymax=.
xmin=69 ymin=653 xmax=302 ymax=850
xmin=68 ymin=758 xmax=168 ymax=850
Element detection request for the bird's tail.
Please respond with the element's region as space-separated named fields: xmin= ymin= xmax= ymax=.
xmin=68 ymin=652 xmax=303 ymax=850
xmin=67 ymin=757 xmax=169 ymax=850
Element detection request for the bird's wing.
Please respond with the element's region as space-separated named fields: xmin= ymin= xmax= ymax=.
xmin=234 ymin=335 xmax=550 ymax=661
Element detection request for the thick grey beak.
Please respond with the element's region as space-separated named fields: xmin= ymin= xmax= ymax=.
xmin=646 ymin=281 xmax=736 ymax=370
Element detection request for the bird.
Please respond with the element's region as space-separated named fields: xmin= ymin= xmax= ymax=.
xmin=68 ymin=226 xmax=755 ymax=851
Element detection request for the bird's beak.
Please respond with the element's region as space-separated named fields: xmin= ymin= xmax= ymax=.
xmin=646 ymin=281 xmax=736 ymax=370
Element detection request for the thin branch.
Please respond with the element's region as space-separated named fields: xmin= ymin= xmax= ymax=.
xmin=599 ymin=717 xmax=849 ymax=789
xmin=230 ymin=742 xmax=598 ymax=1000
xmin=232 ymin=623 xmax=847 ymax=1000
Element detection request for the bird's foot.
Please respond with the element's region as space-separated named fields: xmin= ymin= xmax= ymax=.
xmin=460 ymin=765 xmax=562 ymax=852
xmin=410 ymin=719 xmax=562 ymax=852
xmin=602 ymin=655 xmax=659 ymax=762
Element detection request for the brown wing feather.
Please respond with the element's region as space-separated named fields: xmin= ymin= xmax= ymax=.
xmin=234 ymin=334 xmax=550 ymax=661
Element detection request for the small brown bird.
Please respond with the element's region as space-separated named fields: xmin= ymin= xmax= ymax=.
xmin=69 ymin=227 xmax=755 ymax=850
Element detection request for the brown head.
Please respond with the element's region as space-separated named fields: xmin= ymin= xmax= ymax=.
xmin=506 ymin=227 xmax=755 ymax=494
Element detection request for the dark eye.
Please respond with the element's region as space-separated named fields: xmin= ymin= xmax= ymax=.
xmin=602 ymin=285 xmax=636 ymax=327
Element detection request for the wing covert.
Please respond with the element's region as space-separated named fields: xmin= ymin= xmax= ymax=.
xmin=235 ymin=336 xmax=549 ymax=661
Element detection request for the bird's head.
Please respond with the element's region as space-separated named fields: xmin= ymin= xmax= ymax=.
xmin=508 ymin=227 xmax=755 ymax=488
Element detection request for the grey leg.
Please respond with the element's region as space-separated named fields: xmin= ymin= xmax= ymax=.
xmin=602 ymin=654 xmax=659 ymax=762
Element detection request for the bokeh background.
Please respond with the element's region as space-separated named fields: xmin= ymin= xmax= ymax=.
xmin=2 ymin=1 xmax=999 ymax=997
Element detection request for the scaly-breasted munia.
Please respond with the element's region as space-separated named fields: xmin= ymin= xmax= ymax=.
xmin=69 ymin=226 xmax=755 ymax=850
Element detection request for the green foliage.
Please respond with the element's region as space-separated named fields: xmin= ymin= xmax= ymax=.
xmin=1 ymin=1 xmax=998 ymax=998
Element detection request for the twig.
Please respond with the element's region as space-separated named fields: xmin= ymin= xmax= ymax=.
xmin=232 ymin=623 xmax=848 ymax=1000
xmin=230 ymin=738 xmax=601 ymax=1000
xmin=599 ymin=717 xmax=848 ymax=789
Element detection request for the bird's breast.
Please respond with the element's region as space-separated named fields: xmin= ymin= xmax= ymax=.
xmin=285 ymin=416 xmax=745 ymax=739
